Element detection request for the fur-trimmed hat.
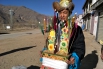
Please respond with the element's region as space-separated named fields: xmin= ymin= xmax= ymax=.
xmin=53 ymin=0 xmax=74 ymax=14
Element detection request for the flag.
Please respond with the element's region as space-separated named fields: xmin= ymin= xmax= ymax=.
xmin=56 ymin=11 xmax=59 ymax=31
xmin=44 ymin=18 xmax=46 ymax=32
xmin=68 ymin=17 xmax=71 ymax=28
xmin=39 ymin=22 xmax=44 ymax=35
xmin=48 ymin=24 xmax=50 ymax=32
xmin=50 ymin=18 xmax=53 ymax=29
xmin=53 ymin=11 xmax=57 ymax=31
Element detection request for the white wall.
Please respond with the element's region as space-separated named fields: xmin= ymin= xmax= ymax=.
xmin=88 ymin=3 xmax=89 ymax=11
xmin=92 ymin=0 xmax=97 ymax=5
xmin=93 ymin=12 xmax=98 ymax=36
xmin=90 ymin=15 xmax=92 ymax=32
xmin=86 ymin=19 xmax=88 ymax=29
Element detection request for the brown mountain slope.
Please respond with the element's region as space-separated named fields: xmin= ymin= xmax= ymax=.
xmin=0 ymin=4 xmax=51 ymax=29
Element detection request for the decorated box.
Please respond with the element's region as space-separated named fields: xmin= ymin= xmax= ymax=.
xmin=41 ymin=26 xmax=70 ymax=68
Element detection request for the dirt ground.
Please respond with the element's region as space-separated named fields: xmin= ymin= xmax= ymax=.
xmin=0 ymin=29 xmax=46 ymax=69
xmin=0 ymin=29 xmax=103 ymax=69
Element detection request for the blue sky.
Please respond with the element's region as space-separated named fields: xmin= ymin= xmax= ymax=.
xmin=0 ymin=0 xmax=85 ymax=16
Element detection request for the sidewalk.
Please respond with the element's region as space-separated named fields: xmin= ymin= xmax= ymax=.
xmin=79 ymin=31 xmax=103 ymax=69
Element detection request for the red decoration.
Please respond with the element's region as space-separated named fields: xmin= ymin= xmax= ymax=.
xmin=53 ymin=11 xmax=57 ymax=31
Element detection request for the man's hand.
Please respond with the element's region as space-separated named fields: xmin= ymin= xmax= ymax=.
xmin=67 ymin=57 xmax=75 ymax=65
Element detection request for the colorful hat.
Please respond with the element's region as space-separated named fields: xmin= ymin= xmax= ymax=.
xmin=53 ymin=0 xmax=74 ymax=14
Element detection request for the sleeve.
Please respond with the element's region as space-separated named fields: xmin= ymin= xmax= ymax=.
xmin=71 ymin=26 xmax=85 ymax=61
xmin=69 ymin=52 xmax=80 ymax=69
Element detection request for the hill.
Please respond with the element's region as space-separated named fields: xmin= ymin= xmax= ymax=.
xmin=0 ymin=4 xmax=51 ymax=30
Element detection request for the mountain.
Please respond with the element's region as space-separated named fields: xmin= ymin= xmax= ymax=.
xmin=0 ymin=4 xmax=52 ymax=29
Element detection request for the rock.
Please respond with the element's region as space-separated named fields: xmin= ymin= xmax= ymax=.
xmin=11 ymin=65 xmax=27 ymax=69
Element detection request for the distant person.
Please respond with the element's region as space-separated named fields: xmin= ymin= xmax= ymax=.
xmin=100 ymin=46 xmax=103 ymax=61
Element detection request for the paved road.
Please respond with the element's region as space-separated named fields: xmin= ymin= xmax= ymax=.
xmin=79 ymin=31 xmax=103 ymax=69
xmin=0 ymin=29 xmax=44 ymax=69
xmin=0 ymin=29 xmax=40 ymax=40
xmin=0 ymin=30 xmax=103 ymax=69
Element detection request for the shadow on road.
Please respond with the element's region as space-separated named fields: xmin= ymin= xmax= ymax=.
xmin=0 ymin=32 xmax=10 ymax=35
xmin=0 ymin=46 xmax=36 ymax=57
xmin=26 ymin=33 xmax=32 ymax=34
xmin=79 ymin=50 xmax=98 ymax=69
xmin=27 ymin=65 xmax=40 ymax=69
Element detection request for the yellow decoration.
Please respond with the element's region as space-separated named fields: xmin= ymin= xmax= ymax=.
xmin=48 ymin=36 xmax=51 ymax=39
xmin=60 ymin=0 xmax=71 ymax=8
xmin=100 ymin=40 xmax=103 ymax=45
xmin=49 ymin=29 xmax=55 ymax=37
xmin=48 ymin=44 xmax=54 ymax=51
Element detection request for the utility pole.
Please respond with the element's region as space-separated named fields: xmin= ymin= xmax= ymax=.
xmin=9 ymin=9 xmax=14 ymax=30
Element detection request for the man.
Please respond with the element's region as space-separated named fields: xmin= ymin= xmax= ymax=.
xmin=101 ymin=46 xmax=103 ymax=61
xmin=53 ymin=0 xmax=85 ymax=69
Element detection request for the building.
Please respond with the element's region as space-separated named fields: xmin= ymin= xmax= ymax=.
xmin=91 ymin=0 xmax=103 ymax=44
xmin=82 ymin=0 xmax=103 ymax=45
xmin=90 ymin=0 xmax=99 ymax=37
xmin=82 ymin=0 xmax=92 ymax=31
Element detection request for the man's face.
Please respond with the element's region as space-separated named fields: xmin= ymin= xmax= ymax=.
xmin=59 ymin=9 xmax=69 ymax=22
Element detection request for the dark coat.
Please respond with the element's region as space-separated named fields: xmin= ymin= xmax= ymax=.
xmin=69 ymin=23 xmax=85 ymax=61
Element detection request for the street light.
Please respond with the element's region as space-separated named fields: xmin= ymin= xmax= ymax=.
xmin=9 ymin=9 xmax=14 ymax=30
